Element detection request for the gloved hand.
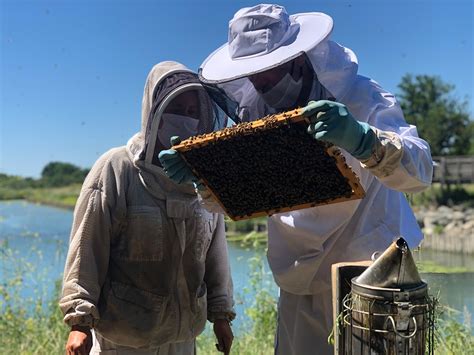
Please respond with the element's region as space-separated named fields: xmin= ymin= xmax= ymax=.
xmin=303 ymin=100 xmax=376 ymax=160
xmin=158 ymin=136 xmax=199 ymax=185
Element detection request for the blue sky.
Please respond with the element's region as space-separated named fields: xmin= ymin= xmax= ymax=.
xmin=1 ymin=0 xmax=473 ymax=177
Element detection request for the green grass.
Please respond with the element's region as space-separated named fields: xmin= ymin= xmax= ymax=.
xmin=197 ymin=329 xmax=274 ymax=355
xmin=226 ymin=231 xmax=267 ymax=246
xmin=0 ymin=184 xmax=81 ymax=209
xmin=0 ymin=284 xmax=70 ymax=354
xmin=416 ymin=260 xmax=473 ymax=274
xmin=434 ymin=305 xmax=474 ymax=354
xmin=408 ymin=183 xmax=474 ymax=208
xmin=0 ymin=243 xmax=70 ymax=354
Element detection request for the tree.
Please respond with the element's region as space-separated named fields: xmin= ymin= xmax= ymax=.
xmin=40 ymin=162 xmax=89 ymax=187
xmin=397 ymin=74 xmax=472 ymax=156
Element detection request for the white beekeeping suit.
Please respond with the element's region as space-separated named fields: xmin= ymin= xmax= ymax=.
xmin=198 ymin=4 xmax=433 ymax=354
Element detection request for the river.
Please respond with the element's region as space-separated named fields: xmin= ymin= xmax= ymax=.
xmin=1 ymin=200 xmax=472 ymax=333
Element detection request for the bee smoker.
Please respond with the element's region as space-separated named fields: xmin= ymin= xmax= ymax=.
xmin=342 ymin=237 xmax=435 ymax=354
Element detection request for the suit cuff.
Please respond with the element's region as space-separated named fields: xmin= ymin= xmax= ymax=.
xmin=360 ymin=128 xmax=403 ymax=178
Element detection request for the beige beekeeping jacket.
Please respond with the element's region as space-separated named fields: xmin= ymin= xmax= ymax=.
xmin=59 ymin=62 xmax=235 ymax=349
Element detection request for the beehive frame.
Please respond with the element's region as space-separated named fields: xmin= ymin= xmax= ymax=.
xmin=174 ymin=108 xmax=365 ymax=221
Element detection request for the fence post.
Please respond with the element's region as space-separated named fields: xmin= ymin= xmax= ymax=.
xmin=456 ymin=158 xmax=461 ymax=185
xmin=440 ymin=157 xmax=446 ymax=188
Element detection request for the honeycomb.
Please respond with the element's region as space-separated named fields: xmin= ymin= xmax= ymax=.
xmin=174 ymin=109 xmax=365 ymax=220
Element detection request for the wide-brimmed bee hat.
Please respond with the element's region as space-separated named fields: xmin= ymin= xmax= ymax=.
xmin=200 ymin=3 xmax=333 ymax=82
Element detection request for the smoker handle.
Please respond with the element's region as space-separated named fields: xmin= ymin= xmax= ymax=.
xmin=387 ymin=316 xmax=418 ymax=339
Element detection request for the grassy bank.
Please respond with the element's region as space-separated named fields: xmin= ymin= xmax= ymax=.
xmin=0 ymin=184 xmax=81 ymax=210
xmin=416 ymin=260 xmax=474 ymax=274
xmin=408 ymin=183 xmax=474 ymax=208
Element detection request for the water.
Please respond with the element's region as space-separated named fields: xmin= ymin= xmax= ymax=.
xmin=0 ymin=200 xmax=472 ymax=332
xmin=0 ymin=201 xmax=72 ymax=301
xmin=0 ymin=200 xmax=276 ymax=331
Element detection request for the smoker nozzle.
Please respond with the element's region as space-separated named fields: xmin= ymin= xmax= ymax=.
xmin=355 ymin=237 xmax=423 ymax=289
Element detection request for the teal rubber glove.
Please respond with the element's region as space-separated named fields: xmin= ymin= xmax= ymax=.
xmin=158 ymin=136 xmax=198 ymax=185
xmin=303 ymin=100 xmax=376 ymax=160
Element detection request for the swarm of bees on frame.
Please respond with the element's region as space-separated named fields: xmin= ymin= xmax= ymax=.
xmin=175 ymin=111 xmax=364 ymax=220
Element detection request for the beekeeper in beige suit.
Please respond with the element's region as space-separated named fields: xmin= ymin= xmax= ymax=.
xmin=59 ymin=61 xmax=235 ymax=355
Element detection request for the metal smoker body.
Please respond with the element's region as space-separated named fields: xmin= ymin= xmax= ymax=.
xmin=342 ymin=238 xmax=435 ymax=354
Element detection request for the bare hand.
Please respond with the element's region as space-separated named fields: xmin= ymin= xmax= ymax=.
xmin=66 ymin=325 xmax=92 ymax=355
xmin=213 ymin=319 xmax=233 ymax=355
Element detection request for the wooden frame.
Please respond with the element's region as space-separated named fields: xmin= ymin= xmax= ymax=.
xmin=331 ymin=261 xmax=372 ymax=355
xmin=174 ymin=108 xmax=365 ymax=221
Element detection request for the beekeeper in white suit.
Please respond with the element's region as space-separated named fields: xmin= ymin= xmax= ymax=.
xmin=160 ymin=4 xmax=433 ymax=354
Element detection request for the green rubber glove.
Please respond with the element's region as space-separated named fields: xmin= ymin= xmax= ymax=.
xmin=158 ymin=136 xmax=199 ymax=185
xmin=303 ymin=100 xmax=376 ymax=160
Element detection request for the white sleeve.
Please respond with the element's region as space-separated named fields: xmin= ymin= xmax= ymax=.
xmin=361 ymin=125 xmax=433 ymax=193
xmin=346 ymin=78 xmax=434 ymax=193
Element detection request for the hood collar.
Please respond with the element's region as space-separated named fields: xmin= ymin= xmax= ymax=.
xmin=127 ymin=61 xmax=199 ymax=199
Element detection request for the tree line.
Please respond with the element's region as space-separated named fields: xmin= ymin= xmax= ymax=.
xmin=399 ymin=74 xmax=473 ymax=156
xmin=0 ymin=162 xmax=90 ymax=189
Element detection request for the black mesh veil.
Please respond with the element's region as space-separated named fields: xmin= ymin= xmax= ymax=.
xmin=198 ymin=52 xmax=333 ymax=123
xmin=199 ymin=82 xmax=241 ymax=124
xmin=142 ymin=71 xmax=228 ymax=160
